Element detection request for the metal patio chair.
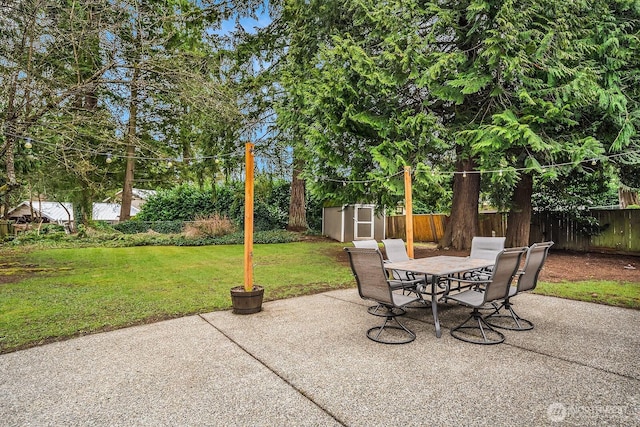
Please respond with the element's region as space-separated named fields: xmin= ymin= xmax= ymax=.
xmin=484 ymin=241 xmax=554 ymax=331
xmin=462 ymin=236 xmax=507 ymax=283
xmin=469 ymin=236 xmax=506 ymax=260
xmin=382 ymin=238 xmax=429 ymax=293
xmin=344 ymin=247 xmax=420 ymax=344
xmin=445 ymin=247 xmax=528 ymax=344
xmin=352 ymin=239 xmax=379 ymax=249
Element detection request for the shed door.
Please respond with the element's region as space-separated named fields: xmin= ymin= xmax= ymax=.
xmin=354 ymin=205 xmax=374 ymax=240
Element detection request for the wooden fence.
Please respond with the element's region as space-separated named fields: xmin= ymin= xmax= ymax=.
xmin=386 ymin=209 xmax=640 ymax=254
xmin=386 ymin=214 xmax=448 ymax=242
xmin=530 ymin=210 xmax=640 ymax=254
xmin=0 ymin=220 xmax=11 ymax=238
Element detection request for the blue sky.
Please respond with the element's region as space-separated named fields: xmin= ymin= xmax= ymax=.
xmin=217 ymin=2 xmax=272 ymax=35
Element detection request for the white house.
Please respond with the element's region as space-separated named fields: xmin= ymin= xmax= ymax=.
xmin=8 ymin=201 xmax=139 ymax=226
xmin=92 ymin=203 xmax=140 ymax=224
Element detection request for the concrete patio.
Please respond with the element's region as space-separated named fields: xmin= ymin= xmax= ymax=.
xmin=1 ymin=289 xmax=639 ymax=426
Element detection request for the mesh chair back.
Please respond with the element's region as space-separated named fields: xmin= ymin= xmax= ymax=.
xmin=483 ymin=247 xmax=527 ymax=303
xmin=470 ymin=236 xmax=506 ymax=261
xmin=353 ymin=239 xmax=379 ymax=249
xmin=517 ymin=241 xmax=554 ymax=293
xmin=382 ymin=239 xmax=411 ymax=262
xmin=344 ymin=248 xmax=394 ymax=305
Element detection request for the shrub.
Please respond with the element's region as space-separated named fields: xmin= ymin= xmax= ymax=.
xmin=113 ymin=220 xmax=152 ymax=234
xmin=113 ymin=220 xmax=184 ymax=234
xmin=183 ymin=214 xmax=236 ymax=238
xmin=149 ymin=220 xmax=184 ymax=234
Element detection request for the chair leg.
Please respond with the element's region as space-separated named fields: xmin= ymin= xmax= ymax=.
xmin=450 ymin=308 xmax=505 ymax=345
xmin=368 ymin=304 xmax=405 ymax=316
xmin=484 ymin=300 xmax=534 ymax=331
xmin=366 ymin=306 xmax=416 ymax=344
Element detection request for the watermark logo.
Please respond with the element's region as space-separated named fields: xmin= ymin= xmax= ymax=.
xmin=546 ymin=398 xmax=639 ymax=423
xmin=547 ymin=402 xmax=567 ymax=423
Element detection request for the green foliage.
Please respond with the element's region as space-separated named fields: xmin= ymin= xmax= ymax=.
xmin=112 ymin=221 xmax=152 ymax=234
xmin=261 ymin=0 xmax=640 ymax=242
xmin=136 ymin=184 xmax=218 ymax=222
xmin=4 ymin=228 xmax=302 ymax=249
xmin=112 ymin=220 xmax=185 ymax=235
xmin=532 ymin=166 xmax=619 ymax=235
xmin=135 ymin=179 xmax=291 ymax=231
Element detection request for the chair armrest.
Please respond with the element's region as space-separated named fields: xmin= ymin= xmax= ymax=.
xmin=448 ymin=277 xmax=491 ymax=286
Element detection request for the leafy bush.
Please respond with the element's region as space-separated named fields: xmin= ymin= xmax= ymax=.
xmin=172 ymin=230 xmax=301 ymax=246
xmin=113 ymin=220 xmax=184 ymax=234
xmin=135 ymin=179 xmax=292 ymax=232
xmin=149 ymin=221 xmax=184 ymax=234
xmin=533 ymin=168 xmax=618 ymax=236
xmin=113 ymin=221 xmax=153 ymax=234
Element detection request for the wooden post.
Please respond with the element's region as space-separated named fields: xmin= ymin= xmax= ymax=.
xmin=244 ymin=143 xmax=255 ymax=292
xmin=404 ymin=166 xmax=414 ymax=258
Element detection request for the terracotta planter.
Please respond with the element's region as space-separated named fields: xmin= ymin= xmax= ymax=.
xmin=230 ymin=285 xmax=264 ymax=314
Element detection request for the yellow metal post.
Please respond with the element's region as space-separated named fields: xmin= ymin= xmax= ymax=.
xmin=404 ymin=166 xmax=414 ymax=258
xmin=244 ymin=143 xmax=255 ymax=291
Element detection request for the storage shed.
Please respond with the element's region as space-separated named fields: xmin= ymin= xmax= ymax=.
xmin=322 ymin=204 xmax=386 ymax=243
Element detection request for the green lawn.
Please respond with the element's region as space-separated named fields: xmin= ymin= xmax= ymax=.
xmin=1 ymin=242 xmax=639 ymax=354
xmin=0 ymin=242 xmax=354 ymax=353
xmin=534 ymin=280 xmax=640 ymax=310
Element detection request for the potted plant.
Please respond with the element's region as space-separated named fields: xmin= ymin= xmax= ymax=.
xmin=230 ymin=143 xmax=264 ymax=314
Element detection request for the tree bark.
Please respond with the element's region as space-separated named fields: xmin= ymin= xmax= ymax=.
xmin=440 ymin=157 xmax=480 ymax=250
xmin=618 ymin=187 xmax=639 ymax=208
xmin=287 ymin=156 xmax=307 ymax=232
xmin=119 ymin=61 xmax=139 ymax=222
xmin=505 ymin=173 xmax=533 ymax=247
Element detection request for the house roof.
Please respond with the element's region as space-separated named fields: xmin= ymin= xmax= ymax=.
xmin=8 ymin=201 xmax=74 ymax=222
xmin=92 ymin=203 xmax=139 ymax=221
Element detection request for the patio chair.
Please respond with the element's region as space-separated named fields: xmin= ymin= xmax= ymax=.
xmin=382 ymin=239 xmax=429 ymax=292
xmin=484 ymin=241 xmax=554 ymax=331
xmin=469 ymin=236 xmax=506 ymax=260
xmin=351 ymin=239 xmax=423 ymax=312
xmin=463 ymin=236 xmax=506 ymax=281
xmin=352 ymin=239 xmax=379 ymax=249
xmin=444 ymin=246 xmax=528 ymax=344
xmin=344 ymin=247 xmax=420 ymax=344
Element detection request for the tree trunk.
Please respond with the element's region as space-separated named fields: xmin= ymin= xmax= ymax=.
xmin=440 ymin=157 xmax=480 ymax=250
xmin=119 ymin=49 xmax=140 ymax=222
xmin=119 ymin=70 xmax=139 ymax=222
xmin=287 ymin=156 xmax=307 ymax=232
xmin=505 ymin=173 xmax=533 ymax=247
xmin=618 ymin=186 xmax=639 ymax=208
xmin=119 ymin=137 xmax=136 ymax=222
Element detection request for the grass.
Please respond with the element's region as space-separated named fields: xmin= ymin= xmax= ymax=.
xmin=534 ymin=280 xmax=640 ymax=310
xmin=1 ymin=241 xmax=639 ymax=354
xmin=0 ymin=241 xmax=353 ymax=353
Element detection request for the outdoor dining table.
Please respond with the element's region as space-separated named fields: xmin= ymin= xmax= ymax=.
xmin=385 ymin=256 xmax=494 ymax=338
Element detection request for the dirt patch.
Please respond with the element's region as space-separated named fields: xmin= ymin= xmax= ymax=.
xmin=0 ymin=257 xmax=72 ymax=285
